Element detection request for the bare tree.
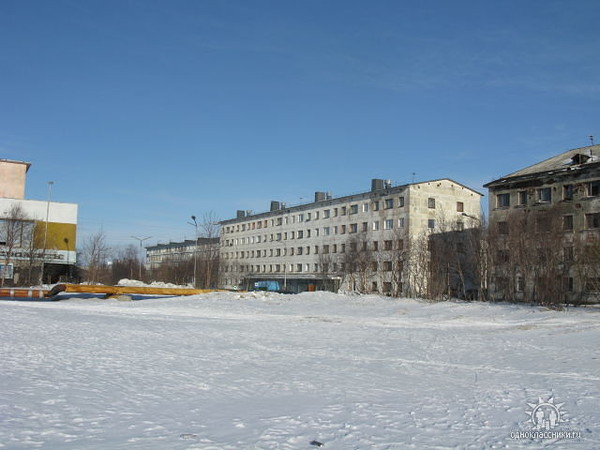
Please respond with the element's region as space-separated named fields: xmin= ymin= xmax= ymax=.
xmin=199 ymin=211 xmax=220 ymax=288
xmin=82 ymin=230 xmax=112 ymax=284
xmin=0 ymin=204 xmax=34 ymax=287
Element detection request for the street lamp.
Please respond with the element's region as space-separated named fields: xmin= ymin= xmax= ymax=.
xmin=131 ymin=235 xmax=152 ymax=281
xmin=39 ymin=181 xmax=54 ymax=285
xmin=188 ymin=215 xmax=199 ymax=288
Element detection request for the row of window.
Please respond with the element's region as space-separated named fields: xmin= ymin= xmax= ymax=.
xmin=495 ymin=212 xmax=600 ymax=234
xmin=495 ymin=276 xmax=600 ymax=293
xmin=224 ymin=219 xmax=408 ymax=247
xmin=223 ymin=239 xmax=405 ymax=260
xmin=495 ymin=181 xmax=600 ymax=208
xmin=223 ymin=260 xmax=404 ymax=274
xmin=224 ymin=198 xmax=408 ymax=234
xmin=224 ymin=198 xmax=466 ymax=234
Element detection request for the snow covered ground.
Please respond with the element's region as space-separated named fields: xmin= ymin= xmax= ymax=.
xmin=1 ymin=291 xmax=598 ymax=449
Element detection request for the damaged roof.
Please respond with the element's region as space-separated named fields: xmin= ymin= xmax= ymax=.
xmin=485 ymin=145 xmax=600 ymax=188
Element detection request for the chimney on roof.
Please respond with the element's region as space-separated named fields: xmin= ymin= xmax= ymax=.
xmin=270 ymin=201 xmax=282 ymax=211
xmin=371 ymin=179 xmax=384 ymax=191
xmin=315 ymin=192 xmax=327 ymax=202
xmin=236 ymin=210 xmax=246 ymax=219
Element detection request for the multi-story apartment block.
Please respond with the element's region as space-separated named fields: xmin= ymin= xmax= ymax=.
xmin=484 ymin=145 xmax=600 ymax=304
xmin=220 ymin=178 xmax=482 ymax=294
xmin=0 ymin=159 xmax=78 ymax=285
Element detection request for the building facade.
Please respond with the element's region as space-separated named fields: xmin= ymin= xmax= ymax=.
xmin=484 ymin=145 xmax=600 ymax=304
xmin=146 ymin=237 xmax=220 ymax=287
xmin=220 ymin=178 xmax=482 ymax=294
xmin=146 ymin=238 xmax=219 ymax=270
xmin=0 ymin=159 xmax=78 ymax=285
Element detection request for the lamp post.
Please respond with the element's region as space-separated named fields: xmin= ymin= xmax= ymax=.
xmin=188 ymin=215 xmax=199 ymax=288
xmin=131 ymin=235 xmax=152 ymax=281
xmin=39 ymin=181 xmax=54 ymax=285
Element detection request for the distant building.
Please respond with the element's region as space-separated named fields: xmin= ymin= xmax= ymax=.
xmin=146 ymin=238 xmax=219 ymax=271
xmin=484 ymin=145 xmax=600 ymax=304
xmin=220 ymin=178 xmax=482 ymax=294
xmin=0 ymin=159 xmax=78 ymax=285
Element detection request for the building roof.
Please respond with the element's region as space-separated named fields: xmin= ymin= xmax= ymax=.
xmin=0 ymin=159 xmax=31 ymax=172
xmin=484 ymin=145 xmax=600 ymax=188
xmin=221 ymin=178 xmax=483 ymax=225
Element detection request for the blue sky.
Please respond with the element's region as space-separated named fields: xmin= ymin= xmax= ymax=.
xmin=1 ymin=0 xmax=599 ymax=249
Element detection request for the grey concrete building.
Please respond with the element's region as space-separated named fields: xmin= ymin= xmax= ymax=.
xmin=220 ymin=178 xmax=482 ymax=294
xmin=484 ymin=144 xmax=600 ymax=304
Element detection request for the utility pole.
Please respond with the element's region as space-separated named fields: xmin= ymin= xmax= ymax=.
xmin=39 ymin=181 xmax=54 ymax=285
xmin=188 ymin=216 xmax=199 ymax=288
xmin=131 ymin=236 xmax=152 ymax=281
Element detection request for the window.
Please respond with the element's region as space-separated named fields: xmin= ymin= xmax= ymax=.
xmin=427 ymin=219 xmax=435 ymax=229
xmin=537 ymin=187 xmax=551 ymax=203
xmin=428 ymin=198 xmax=436 ymax=209
xmin=564 ymin=246 xmax=574 ymax=263
xmin=350 ymin=223 xmax=358 ymax=233
xmin=384 ymin=240 xmax=393 ymax=250
xmin=496 ymin=193 xmax=510 ymax=208
xmin=586 ymin=213 xmax=600 ymax=229
xmin=398 ymin=197 xmax=405 ymax=207
xmin=498 ymin=221 xmax=509 ymax=235
xmin=362 ymin=203 xmax=369 ymax=213
xmin=341 ymin=225 xmax=346 ymax=234
xmin=324 ymin=226 xmax=330 ymax=235
xmin=398 ymin=218 xmax=405 ymax=228
xmin=588 ymin=181 xmax=600 ymax=197
xmin=362 ymin=222 xmax=368 ymax=232
xmin=385 ymin=198 xmax=394 ymax=209
xmin=384 ymin=219 xmax=394 ymax=230
xmin=383 ymin=261 xmax=393 ymax=271
xmin=324 ymin=209 xmax=330 ymax=218
xmin=497 ymin=250 xmax=510 ymax=263
xmin=372 ymin=221 xmax=380 ymax=231
xmin=456 ymin=201 xmax=464 ymax=212
xmin=323 ymin=245 xmax=330 ymax=254
xmin=341 ymin=206 xmax=347 ymax=216
xmin=297 ymin=230 xmax=304 ymax=239
xmin=373 ymin=201 xmax=380 ymax=211
xmin=563 ymin=215 xmax=574 ymax=231
xmin=563 ymin=185 xmax=574 ymax=201
xmin=373 ymin=241 xmax=379 ymax=251
xmin=564 ymin=277 xmax=574 ymax=292
xmin=518 ymin=190 xmax=528 ymax=205
xmin=350 ymin=204 xmax=358 ymax=214
xmin=516 ymin=276 xmax=524 ymax=292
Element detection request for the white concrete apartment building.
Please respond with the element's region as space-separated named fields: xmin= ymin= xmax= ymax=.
xmin=220 ymin=178 xmax=482 ymax=294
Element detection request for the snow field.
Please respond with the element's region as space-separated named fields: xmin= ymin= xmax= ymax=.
xmin=0 ymin=291 xmax=598 ymax=449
